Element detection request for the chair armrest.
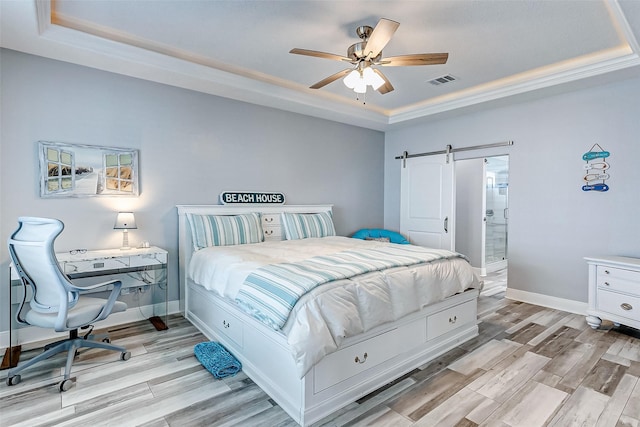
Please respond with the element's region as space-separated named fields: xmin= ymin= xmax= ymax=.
xmin=94 ymin=280 xmax=124 ymax=322
xmin=66 ymin=279 xmax=122 ymax=293
xmin=54 ymin=280 xmax=124 ymax=331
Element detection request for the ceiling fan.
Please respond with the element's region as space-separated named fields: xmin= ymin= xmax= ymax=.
xmin=290 ymin=18 xmax=448 ymax=95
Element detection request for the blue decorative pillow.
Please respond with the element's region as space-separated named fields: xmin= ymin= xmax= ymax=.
xmin=351 ymin=228 xmax=410 ymax=244
xmin=186 ymin=213 xmax=263 ymax=249
xmin=281 ymin=211 xmax=336 ymax=240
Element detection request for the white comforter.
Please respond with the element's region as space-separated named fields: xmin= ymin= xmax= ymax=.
xmin=189 ymin=236 xmax=480 ymax=377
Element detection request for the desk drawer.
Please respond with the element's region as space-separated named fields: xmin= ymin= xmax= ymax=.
xmin=313 ymin=318 xmax=425 ymax=393
xmin=130 ymin=252 xmax=167 ymax=267
xmin=63 ymin=257 xmax=129 ymax=274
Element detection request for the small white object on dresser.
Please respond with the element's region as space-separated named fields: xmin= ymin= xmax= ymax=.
xmin=585 ymin=256 xmax=640 ymax=330
xmin=260 ymin=212 xmax=282 ymax=241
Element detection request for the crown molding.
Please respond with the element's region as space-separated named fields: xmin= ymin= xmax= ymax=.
xmin=2 ymin=0 xmax=639 ymax=131
xmin=388 ymin=48 xmax=640 ymax=126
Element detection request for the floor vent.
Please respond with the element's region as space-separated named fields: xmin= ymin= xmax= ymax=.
xmin=428 ymin=74 xmax=457 ymax=86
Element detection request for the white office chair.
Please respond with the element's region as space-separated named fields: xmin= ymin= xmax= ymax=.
xmin=6 ymin=217 xmax=130 ymax=391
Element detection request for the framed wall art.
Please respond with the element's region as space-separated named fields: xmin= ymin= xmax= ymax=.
xmin=38 ymin=141 xmax=139 ymax=198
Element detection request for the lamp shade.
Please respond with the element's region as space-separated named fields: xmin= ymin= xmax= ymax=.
xmin=114 ymin=212 xmax=137 ymax=230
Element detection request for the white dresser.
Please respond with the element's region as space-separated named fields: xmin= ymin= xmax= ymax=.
xmin=585 ymin=256 xmax=640 ymax=330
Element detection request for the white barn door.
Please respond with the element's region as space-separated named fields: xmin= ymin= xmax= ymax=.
xmin=400 ymin=154 xmax=455 ymax=250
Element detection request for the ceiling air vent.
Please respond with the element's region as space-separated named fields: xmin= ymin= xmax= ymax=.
xmin=428 ymin=74 xmax=457 ymax=86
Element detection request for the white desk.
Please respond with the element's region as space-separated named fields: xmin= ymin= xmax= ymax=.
xmin=3 ymin=247 xmax=168 ymax=370
xmin=56 ymin=246 xmax=169 ymax=329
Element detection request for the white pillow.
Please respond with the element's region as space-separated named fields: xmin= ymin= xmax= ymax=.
xmin=186 ymin=213 xmax=263 ymax=249
xmin=281 ymin=211 xmax=336 ymax=240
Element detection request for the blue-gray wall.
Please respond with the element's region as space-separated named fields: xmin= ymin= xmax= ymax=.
xmin=3 ymin=45 xmax=640 ymax=335
xmin=385 ymin=75 xmax=640 ymax=303
xmin=0 ymin=49 xmax=385 ymax=332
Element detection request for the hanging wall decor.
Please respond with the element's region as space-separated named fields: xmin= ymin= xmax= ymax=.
xmin=39 ymin=141 xmax=139 ymax=198
xmin=582 ymin=143 xmax=610 ymax=192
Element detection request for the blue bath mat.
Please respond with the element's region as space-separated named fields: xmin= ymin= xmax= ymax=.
xmin=194 ymin=342 xmax=242 ymax=379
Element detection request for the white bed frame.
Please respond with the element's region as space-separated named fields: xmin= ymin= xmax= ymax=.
xmin=177 ymin=204 xmax=479 ymax=426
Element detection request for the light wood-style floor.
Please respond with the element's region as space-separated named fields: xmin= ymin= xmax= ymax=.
xmin=2 ymin=288 xmax=639 ymax=426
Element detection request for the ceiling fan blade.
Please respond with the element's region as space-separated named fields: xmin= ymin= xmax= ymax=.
xmin=290 ymin=48 xmax=351 ymax=62
xmin=309 ymin=69 xmax=352 ymax=89
xmin=381 ymin=54 xmax=448 ymax=66
xmin=363 ymin=18 xmax=400 ymax=60
xmin=373 ymin=69 xmax=394 ymax=94
xmin=380 ymin=53 xmax=449 ymax=66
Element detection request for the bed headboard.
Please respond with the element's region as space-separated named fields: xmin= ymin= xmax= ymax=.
xmin=176 ymin=204 xmax=333 ymax=311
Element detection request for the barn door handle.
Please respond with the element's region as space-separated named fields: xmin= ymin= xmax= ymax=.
xmin=444 ymin=217 xmax=449 ymax=233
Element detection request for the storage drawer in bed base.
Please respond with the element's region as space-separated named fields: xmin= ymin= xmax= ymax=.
xmin=185 ymin=281 xmax=479 ymax=426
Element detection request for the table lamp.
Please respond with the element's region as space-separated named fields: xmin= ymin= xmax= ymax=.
xmin=114 ymin=212 xmax=137 ymax=250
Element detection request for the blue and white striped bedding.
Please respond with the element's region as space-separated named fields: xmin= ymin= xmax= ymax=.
xmin=188 ymin=236 xmax=480 ymax=377
xmin=236 ymin=245 xmax=465 ymax=330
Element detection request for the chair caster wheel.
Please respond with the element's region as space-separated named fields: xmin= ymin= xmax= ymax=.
xmin=121 ymin=351 xmax=131 ymax=361
xmin=7 ymin=375 xmax=21 ymax=386
xmin=102 ymin=337 xmax=111 ymax=343
xmin=59 ymin=379 xmax=73 ymax=392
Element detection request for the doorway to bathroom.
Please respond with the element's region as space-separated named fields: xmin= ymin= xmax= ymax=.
xmin=455 ymin=155 xmax=509 ymax=292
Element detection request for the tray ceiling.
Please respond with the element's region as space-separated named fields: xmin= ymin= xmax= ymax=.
xmin=2 ymin=1 xmax=639 ymax=130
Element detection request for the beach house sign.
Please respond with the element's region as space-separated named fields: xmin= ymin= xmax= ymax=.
xmin=219 ymin=191 xmax=286 ymax=205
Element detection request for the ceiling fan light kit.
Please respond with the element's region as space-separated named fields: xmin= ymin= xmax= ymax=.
xmin=343 ymin=65 xmax=385 ymax=93
xmin=290 ymin=18 xmax=448 ymax=96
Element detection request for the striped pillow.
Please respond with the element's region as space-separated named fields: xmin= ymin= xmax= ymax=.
xmin=281 ymin=211 xmax=336 ymax=240
xmin=186 ymin=213 xmax=263 ymax=249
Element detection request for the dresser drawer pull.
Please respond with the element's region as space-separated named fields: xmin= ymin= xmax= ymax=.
xmin=621 ymin=303 xmax=633 ymax=311
xmin=264 ymin=217 xmax=274 ymax=223
xmin=604 ymin=270 xmax=610 ymax=274
xmin=449 ymin=316 xmax=457 ymax=324
xmin=354 ymin=352 xmax=368 ymax=364
xmin=604 ymin=282 xmax=610 ymax=286
xmin=264 ymin=230 xmax=273 ymax=236
xmin=223 ymin=320 xmax=230 ymax=328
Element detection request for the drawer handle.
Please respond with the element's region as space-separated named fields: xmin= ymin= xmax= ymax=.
xmin=604 ymin=282 xmax=610 ymax=286
xmin=264 ymin=230 xmax=273 ymax=236
xmin=222 ymin=320 xmax=230 ymax=328
xmin=354 ymin=352 xmax=368 ymax=364
xmin=621 ymin=303 xmax=633 ymax=311
xmin=449 ymin=316 xmax=457 ymax=324
xmin=604 ymin=270 xmax=610 ymax=274
xmin=264 ymin=217 xmax=273 ymax=223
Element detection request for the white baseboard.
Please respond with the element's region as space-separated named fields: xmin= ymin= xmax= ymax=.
xmin=0 ymin=301 xmax=181 ymax=349
xmin=505 ymin=288 xmax=587 ymax=316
